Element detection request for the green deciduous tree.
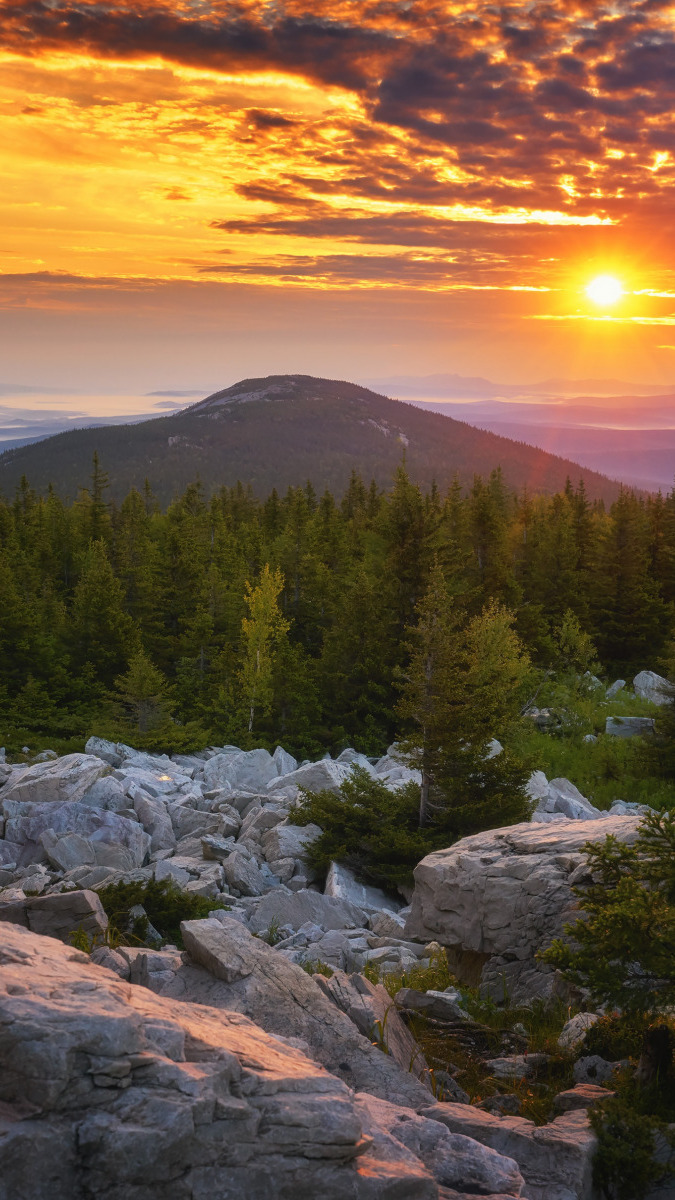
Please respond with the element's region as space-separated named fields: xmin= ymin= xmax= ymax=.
xmin=238 ymin=563 xmax=290 ymax=735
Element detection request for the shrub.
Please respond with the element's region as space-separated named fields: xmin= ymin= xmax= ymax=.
xmin=97 ymin=878 xmax=229 ymax=947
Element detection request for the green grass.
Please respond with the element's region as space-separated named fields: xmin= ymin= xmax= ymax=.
xmin=504 ymin=684 xmax=675 ymax=811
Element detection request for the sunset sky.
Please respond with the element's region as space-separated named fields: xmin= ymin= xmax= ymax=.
xmin=3 ymin=0 xmax=675 ymax=398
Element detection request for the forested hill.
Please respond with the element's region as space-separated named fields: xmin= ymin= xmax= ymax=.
xmin=0 ymin=375 xmax=626 ymax=504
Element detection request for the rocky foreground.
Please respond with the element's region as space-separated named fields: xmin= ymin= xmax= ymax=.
xmin=0 ymin=737 xmax=654 ymax=1198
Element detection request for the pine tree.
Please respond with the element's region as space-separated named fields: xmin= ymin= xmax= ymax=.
xmin=115 ymin=649 xmax=173 ymax=734
xmin=397 ymin=562 xmax=530 ymax=831
xmin=70 ymin=539 xmax=136 ymax=686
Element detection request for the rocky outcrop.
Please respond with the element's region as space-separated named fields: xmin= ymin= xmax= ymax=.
xmin=405 ymin=816 xmax=641 ymax=1002
xmin=0 ymin=921 xmax=438 ymax=1200
xmin=421 ymin=1101 xmax=596 ymax=1200
xmin=0 ymin=887 xmax=108 ymax=942
xmin=173 ymin=915 xmax=434 ymax=1108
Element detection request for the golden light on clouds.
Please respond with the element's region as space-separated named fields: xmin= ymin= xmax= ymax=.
xmin=1 ymin=0 xmax=675 ymax=384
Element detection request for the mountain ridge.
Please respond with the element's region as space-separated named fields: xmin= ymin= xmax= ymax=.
xmin=0 ymin=374 xmax=633 ymax=505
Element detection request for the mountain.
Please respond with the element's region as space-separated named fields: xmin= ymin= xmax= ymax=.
xmin=0 ymin=374 xmax=631 ymax=505
xmin=364 ymin=372 xmax=675 ymax=400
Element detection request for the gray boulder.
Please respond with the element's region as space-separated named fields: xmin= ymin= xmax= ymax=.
xmin=606 ymin=715 xmax=655 ymax=738
xmin=1 ymin=753 xmax=106 ymax=806
xmin=267 ymin=758 xmax=355 ymax=796
xmin=573 ymin=1055 xmax=618 ymax=1085
xmin=0 ymin=921 xmax=436 ymax=1200
xmin=421 ymin=1101 xmax=596 ymax=1200
xmin=84 ymin=735 xmax=125 ymax=767
xmin=3 ymin=800 xmax=150 ymax=869
xmin=531 ymin=775 xmax=602 ymax=821
xmin=247 ymin=886 xmax=367 ymax=934
xmin=132 ymin=793 xmax=176 ymax=852
xmin=40 ymin=830 xmax=96 ymax=872
xmin=634 ymin=670 xmax=674 ymax=705
xmin=325 ymin=861 xmax=401 ymax=913
xmin=261 ymin=819 xmax=322 ymax=863
xmin=203 ymin=748 xmax=278 ymax=792
xmin=0 ymin=887 xmax=108 ymax=942
xmin=315 ymin=970 xmax=430 ymax=1083
xmin=222 ymin=849 xmax=268 ymax=896
xmin=395 ymin=987 xmax=470 ymax=1022
xmin=358 ymin=1093 xmax=524 ymax=1197
xmin=405 ymin=815 xmax=641 ymax=1002
xmin=558 ymin=1013 xmax=600 ymax=1052
xmin=272 ymin=745 xmax=298 ymax=776
xmin=605 ymin=679 xmax=626 ymax=700
xmin=78 ymin=775 xmax=129 ymax=811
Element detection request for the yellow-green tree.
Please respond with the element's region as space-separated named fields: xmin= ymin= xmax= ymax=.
xmin=239 ymin=565 xmax=290 ymax=735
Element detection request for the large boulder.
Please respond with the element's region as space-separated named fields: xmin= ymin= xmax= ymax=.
xmin=247 ymin=887 xmax=368 ymax=934
xmin=2 ymin=800 xmax=150 ymax=868
xmin=202 ymin=748 xmax=278 ymax=792
xmin=169 ymin=915 xmax=434 ymax=1108
xmin=0 ymin=753 xmax=106 ymax=807
xmin=267 ymin=759 xmax=355 ymax=796
xmin=405 ymin=816 xmax=641 ymax=1002
xmin=0 ymin=888 xmax=108 ymax=942
xmin=0 ymin=921 xmax=437 ymax=1199
xmin=358 ymin=1094 xmax=524 ymax=1197
xmin=325 ymin=862 xmax=401 ymax=913
xmin=421 ymin=1101 xmax=596 ymax=1200
xmin=314 ymin=970 xmax=430 ymax=1083
xmin=633 ymin=670 xmax=674 ymax=705
xmin=261 ymin=821 xmax=322 ymax=864
xmin=605 ymin=716 xmax=655 ymax=739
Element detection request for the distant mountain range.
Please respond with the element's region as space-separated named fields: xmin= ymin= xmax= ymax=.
xmin=0 ymin=375 xmax=632 ymax=505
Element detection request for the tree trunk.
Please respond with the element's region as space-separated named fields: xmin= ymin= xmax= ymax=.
xmin=636 ymin=1025 xmax=674 ymax=1089
xmin=420 ymin=769 xmax=431 ymax=828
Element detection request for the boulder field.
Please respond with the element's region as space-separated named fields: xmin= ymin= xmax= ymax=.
xmin=0 ymin=736 xmax=652 ymax=1197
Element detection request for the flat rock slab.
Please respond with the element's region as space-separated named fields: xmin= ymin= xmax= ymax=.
xmin=1 ymin=753 xmax=106 ymax=806
xmin=0 ymin=921 xmax=438 ymax=1199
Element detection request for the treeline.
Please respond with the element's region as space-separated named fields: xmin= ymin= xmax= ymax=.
xmin=1 ymin=457 xmax=673 ymax=755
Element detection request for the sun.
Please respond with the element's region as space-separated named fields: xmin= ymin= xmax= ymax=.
xmin=585 ymin=275 xmax=624 ymax=307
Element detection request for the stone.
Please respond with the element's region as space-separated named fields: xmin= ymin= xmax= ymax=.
xmin=273 ymin=744 xmax=298 ymax=776
xmin=40 ymin=830 xmax=96 ymax=871
xmin=358 ymin=1093 xmax=524 ymax=1197
xmin=315 ymin=970 xmax=430 ymax=1083
xmin=247 ymin=886 xmax=367 ymax=934
xmin=261 ymin=820 xmax=322 ymax=864
xmin=267 ymin=758 xmax=355 ymax=796
xmin=1 ymin=753 xmax=106 ymax=807
xmin=421 ymin=1101 xmax=596 ymax=1200
xmin=201 ymin=833 xmax=236 ymax=860
xmin=484 ymin=1054 xmax=550 ymax=1080
xmin=202 ymin=747 xmax=278 ymax=792
xmin=605 ymin=679 xmax=626 ymax=700
xmin=325 ymin=861 xmax=401 ymax=913
xmin=553 ymin=1083 xmax=614 ymax=1113
xmin=84 ymin=735 xmax=125 ymax=767
xmin=0 ymin=921 xmax=437 ymax=1200
xmin=405 ymin=815 xmax=641 ymax=1003
xmin=174 ymin=916 xmax=434 ymax=1108
xmin=0 ymin=888 xmax=108 ymax=942
xmin=605 ymin=715 xmax=655 ymax=738
xmin=132 ymin=793 xmax=176 ymax=852
xmin=369 ymin=909 xmax=407 ymax=938
xmin=78 ymin=775 xmax=129 ymax=811
xmin=222 ymin=850 xmax=268 ymax=896
xmin=535 ymin=777 xmax=602 ymax=821
xmin=573 ymin=1055 xmax=619 ymax=1084
xmin=633 ymin=670 xmax=674 ymax=705
xmin=557 ymin=1012 xmax=600 ymax=1052
xmin=4 ymin=800 xmax=150 ymax=869
xmin=395 ymin=987 xmax=471 ymax=1022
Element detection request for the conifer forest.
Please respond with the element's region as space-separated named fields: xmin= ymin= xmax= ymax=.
xmin=2 ymin=455 xmax=672 ymax=757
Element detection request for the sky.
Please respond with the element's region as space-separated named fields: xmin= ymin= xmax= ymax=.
xmin=3 ymin=0 xmax=675 ymax=406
